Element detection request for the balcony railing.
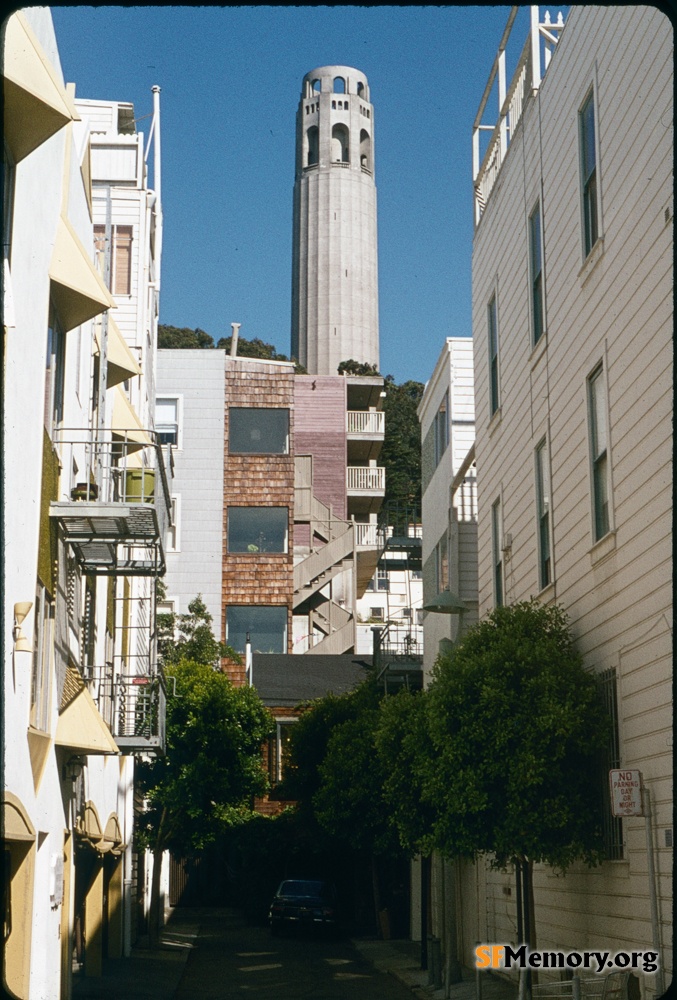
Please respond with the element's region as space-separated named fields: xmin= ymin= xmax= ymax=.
xmin=347 ymin=410 xmax=384 ymax=435
xmin=473 ymin=7 xmax=565 ymax=226
xmin=50 ymin=428 xmax=172 ymax=576
xmin=347 ymin=466 xmax=385 ymax=492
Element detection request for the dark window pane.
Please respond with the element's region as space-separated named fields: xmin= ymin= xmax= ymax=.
xmin=226 ymin=605 xmax=287 ymax=653
xmin=229 ymin=408 xmax=289 ymax=454
xmin=227 ymin=507 xmax=288 ymax=553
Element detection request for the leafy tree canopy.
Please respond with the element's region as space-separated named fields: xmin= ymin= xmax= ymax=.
xmin=136 ymin=657 xmax=274 ymax=856
xmin=337 ymin=359 xmax=381 ymax=376
xmin=426 ymin=601 xmax=608 ymax=870
xmin=157 ymin=324 xmax=307 ymax=372
xmin=158 ymin=594 xmax=236 ymax=667
xmin=380 ymin=376 xmax=424 ymax=510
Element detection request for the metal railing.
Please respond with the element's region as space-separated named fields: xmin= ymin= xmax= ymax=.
xmin=116 ymin=671 xmax=166 ymax=750
xmin=473 ymin=7 xmax=566 ymax=226
xmin=347 ymin=466 xmax=385 ymax=492
xmin=347 ymin=410 xmax=384 ymax=435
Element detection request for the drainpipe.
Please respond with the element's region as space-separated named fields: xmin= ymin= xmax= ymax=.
xmin=151 ymin=86 xmax=162 ymax=276
xmin=230 ymin=323 xmax=241 ymax=357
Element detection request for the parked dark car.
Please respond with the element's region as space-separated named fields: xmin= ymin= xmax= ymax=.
xmin=268 ymin=879 xmax=338 ymax=936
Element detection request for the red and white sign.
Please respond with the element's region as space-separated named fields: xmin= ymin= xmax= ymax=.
xmin=609 ymin=769 xmax=643 ymax=817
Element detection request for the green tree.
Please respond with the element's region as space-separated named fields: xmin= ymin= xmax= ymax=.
xmin=337 ymin=359 xmax=381 ymax=376
xmin=380 ymin=376 xmax=424 ymax=510
xmin=138 ymin=600 xmax=274 ymax=946
xmin=158 ymin=594 xmax=234 ymax=667
xmin=425 ymin=600 xmax=608 ymax=948
xmin=157 ymin=324 xmax=215 ymax=348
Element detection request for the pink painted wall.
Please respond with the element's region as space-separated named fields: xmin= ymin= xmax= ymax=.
xmin=294 ymin=375 xmax=347 ymax=521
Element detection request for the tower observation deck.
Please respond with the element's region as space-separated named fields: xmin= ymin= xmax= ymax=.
xmin=291 ymin=66 xmax=380 ymax=376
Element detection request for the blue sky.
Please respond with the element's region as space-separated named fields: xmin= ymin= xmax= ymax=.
xmin=52 ymin=5 xmax=542 ymax=384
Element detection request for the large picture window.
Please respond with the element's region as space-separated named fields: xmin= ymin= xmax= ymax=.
xmin=226 ymin=605 xmax=287 ymax=654
xmin=227 ymin=507 xmax=288 ymax=554
xmin=229 ymin=408 xmax=289 ymax=455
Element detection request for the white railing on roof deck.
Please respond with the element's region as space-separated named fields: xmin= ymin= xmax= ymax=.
xmin=347 ymin=410 xmax=384 ymax=435
xmin=473 ymin=7 xmax=566 ymax=227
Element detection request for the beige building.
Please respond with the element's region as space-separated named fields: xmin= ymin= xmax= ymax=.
xmin=464 ymin=6 xmax=672 ymax=998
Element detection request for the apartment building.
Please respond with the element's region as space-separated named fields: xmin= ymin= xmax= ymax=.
xmin=465 ymin=7 xmax=672 ymax=997
xmin=3 ymin=10 xmax=168 ymax=996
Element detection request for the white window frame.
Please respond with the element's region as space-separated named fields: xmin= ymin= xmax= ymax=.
xmin=167 ymin=494 xmax=181 ymax=552
xmin=535 ymin=438 xmax=552 ymax=590
xmin=491 ymin=497 xmax=504 ymax=607
xmin=587 ymin=362 xmax=612 ymax=542
xmin=487 ymin=291 xmax=500 ymax=417
xmin=155 ymin=395 xmax=183 ymax=449
xmin=529 ymin=199 xmax=545 ymax=345
xmin=578 ymin=80 xmax=603 ymax=261
xmin=270 ymin=717 xmax=297 ymax=784
xmin=434 ymin=390 xmax=449 ymax=466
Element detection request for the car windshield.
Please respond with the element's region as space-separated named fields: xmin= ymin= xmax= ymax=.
xmin=278 ymin=880 xmax=326 ymax=898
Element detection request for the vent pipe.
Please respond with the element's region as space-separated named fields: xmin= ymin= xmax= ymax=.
xmin=230 ymin=323 xmax=241 ymax=357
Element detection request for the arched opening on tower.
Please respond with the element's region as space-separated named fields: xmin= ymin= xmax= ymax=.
xmin=360 ymin=130 xmax=371 ymax=171
xmin=357 ymin=81 xmax=365 ymax=98
xmin=306 ymin=125 xmax=319 ymax=167
xmin=331 ymin=124 xmax=349 ymax=163
xmin=333 ymin=76 xmax=346 ymax=93
xmin=312 ymin=78 xmax=321 ymax=93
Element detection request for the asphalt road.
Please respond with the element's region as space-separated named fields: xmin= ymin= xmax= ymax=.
xmin=173 ymin=907 xmax=417 ymax=999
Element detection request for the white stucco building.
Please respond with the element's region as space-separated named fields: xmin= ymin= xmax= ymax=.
xmin=2 ymin=10 xmax=168 ymax=996
xmin=461 ymin=6 xmax=672 ymax=998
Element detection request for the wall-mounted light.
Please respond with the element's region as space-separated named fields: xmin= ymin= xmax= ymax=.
xmin=13 ymin=601 xmax=33 ymax=653
xmin=63 ymin=757 xmax=84 ymax=782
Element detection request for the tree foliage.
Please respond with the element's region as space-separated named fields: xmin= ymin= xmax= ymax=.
xmin=157 ymin=324 xmax=307 ymax=372
xmin=337 ymin=359 xmax=381 ymax=376
xmin=380 ymin=376 xmax=424 ymax=510
xmin=158 ymin=594 xmax=234 ymax=667
xmin=425 ymin=601 xmax=608 ymax=870
xmin=136 ymin=658 xmax=274 ymax=856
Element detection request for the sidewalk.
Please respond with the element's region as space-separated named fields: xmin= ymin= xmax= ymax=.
xmin=351 ymin=937 xmax=519 ymax=1000
xmin=71 ymin=907 xmax=201 ymax=1000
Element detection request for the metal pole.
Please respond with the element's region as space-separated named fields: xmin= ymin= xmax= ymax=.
xmin=642 ymin=785 xmax=665 ymax=997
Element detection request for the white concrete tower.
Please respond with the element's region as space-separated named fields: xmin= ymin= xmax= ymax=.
xmin=291 ymin=66 xmax=379 ymax=375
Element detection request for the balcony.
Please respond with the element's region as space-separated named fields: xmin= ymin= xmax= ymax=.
xmin=50 ymin=428 xmax=172 ymax=576
xmin=347 ymin=465 xmax=385 ymax=517
xmin=347 ymin=410 xmax=384 ymax=463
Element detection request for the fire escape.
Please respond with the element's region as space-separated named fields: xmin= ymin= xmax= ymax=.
xmin=50 ymin=428 xmax=172 ymax=752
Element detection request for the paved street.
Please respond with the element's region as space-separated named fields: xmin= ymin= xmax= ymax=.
xmin=173 ymin=907 xmax=418 ymax=999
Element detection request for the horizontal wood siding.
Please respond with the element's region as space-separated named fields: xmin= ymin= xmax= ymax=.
xmin=294 ymin=375 xmax=347 ymax=520
xmin=471 ymin=5 xmax=672 ymax=974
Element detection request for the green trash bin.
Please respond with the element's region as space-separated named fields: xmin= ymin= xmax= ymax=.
xmin=125 ymin=469 xmax=155 ymax=503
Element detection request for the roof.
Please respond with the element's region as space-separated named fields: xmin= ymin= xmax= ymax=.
xmin=251 ymin=654 xmax=373 ymax=707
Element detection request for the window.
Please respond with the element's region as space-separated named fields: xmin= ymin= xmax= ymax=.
xmin=269 ymin=720 xmax=295 ymax=784
xmin=434 ymin=390 xmax=449 ymax=466
xmin=402 ymin=608 xmax=412 ymax=620
xmin=156 ymin=397 xmax=180 ymax=446
xmin=535 ymin=440 xmax=551 ymax=589
xmin=488 ymin=295 xmax=499 ymax=415
xmin=227 ymin=507 xmax=288 ymax=554
xmin=94 ymin=224 xmax=133 ymax=295
xmin=226 ymin=606 xmax=287 ymax=654
xmin=588 ymin=365 xmax=610 ymax=540
xmin=370 ymin=607 xmax=384 ymax=621
xmin=376 ymin=564 xmax=389 ymax=592
xmin=306 ymin=125 xmax=319 ymax=166
xmin=598 ymin=668 xmax=624 ymax=859
xmin=45 ymin=308 xmax=65 ymax=434
xmin=331 ymin=124 xmax=350 ymax=163
xmin=492 ymin=499 xmax=503 ymax=606
xmin=229 ymin=408 xmax=289 ymax=455
xmin=31 ymin=587 xmax=54 ymax=731
xmin=529 ymin=201 xmax=544 ymax=344
xmin=435 ymin=535 xmax=449 ymax=593
xmin=579 ymin=91 xmax=599 ymax=257
xmin=167 ymin=496 xmax=180 ymax=552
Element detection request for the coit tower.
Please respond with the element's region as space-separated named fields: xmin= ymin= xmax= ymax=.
xmin=291 ymin=66 xmax=379 ymax=376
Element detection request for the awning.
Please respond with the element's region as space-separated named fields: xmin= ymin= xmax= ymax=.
xmin=95 ymin=316 xmax=142 ymax=387
xmin=3 ymin=11 xmax=80 ymax=162
xmin=2 ymin=792 xmax=36 ymax=842
xmin=111 ymin=385 xmax=153 ymax=449
xmin=102 ymin=813 xmax=125 ymax=855
xmin=49 ymin=216 xmax=116 ymax=332
xmin=55 ymin=667 xmax=119 ymax=755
